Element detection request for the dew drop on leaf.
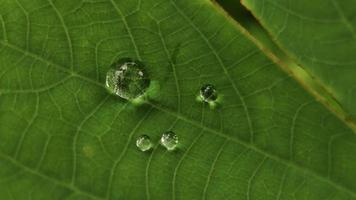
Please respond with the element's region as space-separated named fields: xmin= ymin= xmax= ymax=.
xmin=136 ymin=135 xmax=153 ymax=152
xmin=200 ymin=84 xmax=218 ymax=103
xmin=160 ymin=131 xmax=178 ymax=151
xmin=106 ymin=58 xmax=150 ymax=100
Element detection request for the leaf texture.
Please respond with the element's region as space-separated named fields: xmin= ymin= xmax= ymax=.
xmin=0 ymin=0 xmax=355 ymax=199
xmin=242 ymin=0 xmax=356 ymax=119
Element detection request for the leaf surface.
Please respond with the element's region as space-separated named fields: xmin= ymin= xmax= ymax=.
xmin=0 ymin=0 xmax=355 ymax=199
xmin=242 ymin=0 xmax=356 ymax=119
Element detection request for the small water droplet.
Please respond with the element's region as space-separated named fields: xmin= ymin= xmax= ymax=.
xmin=160 ymin=131 xmax=178 ymax=151
xmin=200 ymin=84 xmax=218 ymax=103
xmin=136 ymin=135 xmax=153 ymax=152
xmin=106 ymin=58 xmax=150 ymax=100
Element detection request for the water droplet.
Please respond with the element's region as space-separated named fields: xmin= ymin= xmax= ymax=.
xmin=200 ymin=84 xmax=218 ymax=102
xmin=160 ymin=131 xmax=178 ymax=151
xmin=106 ymin=58 xmax=150 ymax=100
xmin=136 ymin=135 xmax=153 ymax=152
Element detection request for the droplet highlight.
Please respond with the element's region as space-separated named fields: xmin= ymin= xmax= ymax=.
xmin=160 ymin=131 xmax=178 ymax=151
xmin=106 ymin=58 xmax=150 ymax=100
xmin=200 ymin=84 xmax=218 ymax=103
xmin=136 ymin=135 xmax=153 ymax=152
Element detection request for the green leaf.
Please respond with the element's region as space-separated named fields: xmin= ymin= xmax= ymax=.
xmin=0 ymin=0 xmax=355 ymax=199
xmin=241 ymin=0 xmax=356 ymax=120
xmin=215 ymin=0 xmax=285 ymax=58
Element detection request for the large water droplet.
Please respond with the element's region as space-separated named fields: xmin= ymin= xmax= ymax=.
xmin=160 ymin=131 xmax=178 ymax=151
xmin=106 ymin=58 xmax=150 ymax=100
xmin=136 ymin=135 xmax=153 ymax=152
xmin=200 ymin=84 xmax=218 ymax=103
